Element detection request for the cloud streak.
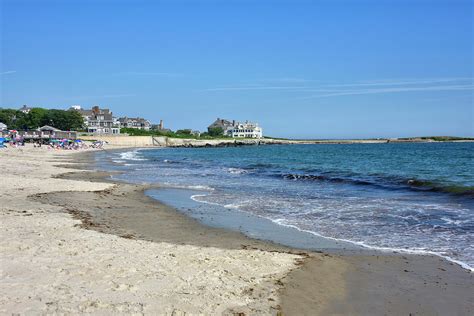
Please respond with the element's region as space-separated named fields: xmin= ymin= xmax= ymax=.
xmin=202 ymin=86 xmax=319 ymax=92
xmin=65 ymin=94 xmax=136 ymax=100
xmin=114 ymin=72 xmax=183 ymax=77
xmin=0 ymin=70 xmax=17 ymax=75
xmin=322 ymin=77 xmax=473 ymax=88
xmin=300 ymin=84 xmax=474 ymax=99
xmin=202 ymin=77 xmax=474 ymax=99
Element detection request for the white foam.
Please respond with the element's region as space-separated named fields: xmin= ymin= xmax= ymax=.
xmin=223 ymin=203 xmax=242 ymax=209
xmin=227 ymin=168 xmax=248 ymax=174
xmin=190 ymin=194 xmax=221 ymax=206
xmin=165 ymin=184 xmax=215 ymax=191
xmin=119 ymin=150 xmax=146 ymax=161
xmin=270 ymin=218 xmax=474 ymax=272
xmin=184 ymin=195 xmax=474 ymax=272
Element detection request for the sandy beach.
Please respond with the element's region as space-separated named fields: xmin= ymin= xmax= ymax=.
xmin=1 ymin=145 xmax=473 ymax=315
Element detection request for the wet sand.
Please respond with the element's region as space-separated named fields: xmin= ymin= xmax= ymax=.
xmin=44 ymin=151 xmax=474 ymax=315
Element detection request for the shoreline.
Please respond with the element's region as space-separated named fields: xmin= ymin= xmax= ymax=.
xmin=55 ymin=149 xmax=474 ymax=314
xmin=147 ymin=186 xmax=474 ymax=272
xmin=112 ymin=146 xmax=474 ymax=272
xmin=1 ymin=145 xmax=473 ymax=314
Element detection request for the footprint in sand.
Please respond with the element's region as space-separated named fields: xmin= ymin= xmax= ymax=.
xmin=111 ymin=283 xmax=138 ymax=292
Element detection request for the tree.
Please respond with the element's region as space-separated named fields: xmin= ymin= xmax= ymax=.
xmin=176 ymin=129 xmax=192 ymax=135
xmin=208 ymin=126 xmax=224 ymax=137
xmin=43 ymin=109 xmax=84 ymax=131
xmin=26 ymin=108 xmax=48 ymax=129
xmin=0 ymin=109 xmax=22 ymax=129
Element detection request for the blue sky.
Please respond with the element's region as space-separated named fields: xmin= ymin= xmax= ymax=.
xmin=1 ymin=0 xmax=472 ymax=138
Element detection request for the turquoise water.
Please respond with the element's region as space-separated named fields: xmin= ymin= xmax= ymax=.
xmin=106 ymin=142 xmax=474 ymax=269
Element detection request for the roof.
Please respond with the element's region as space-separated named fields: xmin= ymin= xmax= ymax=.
xmin=77 ymin=109 xmax=93 ymax=116
xmin=19 ymin=105 xmax=32 ymax=112
xmin=118 ymin=117 xmax=149 ymax=123
xmin=208 ymin=118 xmax=234 ymax=129
xmin=39 ymin=125 xmax=61 ymax=132
xmin=76 ymin=107 xmax=112 ymax=117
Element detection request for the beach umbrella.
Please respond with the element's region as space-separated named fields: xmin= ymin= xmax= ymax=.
xmin=0 ymin=138 xmax=5 ymax=142
xmin=75 ymin=139 xmax=82 ymax=143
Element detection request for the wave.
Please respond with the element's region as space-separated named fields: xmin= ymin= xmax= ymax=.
xmin=188 ymin=193 xmax=474 ymax=272
xmin=280 ymin=173 xmax=474 ymax=197
xmin=119 ymin=150 xmax=147 ymax=161
xmin=405 ymin=179 xmax=474 ymax=196
xmin=163 ymin=184 xmax=215 ymax=191
xmin=227 ymin=167 xmax=248 ymax=174
xmin=270 ymin=218 xmax=474 ymax=272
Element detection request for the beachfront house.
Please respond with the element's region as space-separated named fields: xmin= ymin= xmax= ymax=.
xmin=19 ymin=105 xmax=32 ymax=114
xmin=74 ymin=105 xmax=120 ymax=135
xmin=118 ymin=117 xmax=151 ymax=130
xmin=2 ymin=125 xmax=77 ymax=140
xmin=151 ymin=120 xmax=171 ymax=133
xmin=208 ymin=118 xmax=263 ymax=138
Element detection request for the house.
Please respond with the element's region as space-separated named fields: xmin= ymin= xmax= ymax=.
xmin=118 ymin=117 xmax=151 ymax=130
xmin=151 ymin=120 xmax=171 ymax=133
xmin=208 ymin=118 xmax=263 ymax=138
xmin=227 ymin=121 xmax=263 ymax=138
xmin=19 ymin=105 xmax=32 ymax=114
xmin=0 ymin=122 xmax=7 ymax=131
xmin=208 ymin=118 xmax=234 ymax=132
xmin=74 ymin=105 xmax=120 ymax=135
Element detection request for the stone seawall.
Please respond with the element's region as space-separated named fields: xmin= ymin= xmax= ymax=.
xmin=81 ymin=135 xmax=155 ymax=147
xmin=80 ymin=135 xmax=392 ymax=147
xmin=80 ymin=135 xmax=291 ymax=147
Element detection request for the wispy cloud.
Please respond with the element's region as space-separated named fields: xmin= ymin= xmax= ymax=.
xmin=254 ymin=77 xmax=316 ymax=83
xmin=0 ymin=70 xmax=16 ymax=75
xmin=202 ymin=86 xmax=316 ymax=92
xmin=202 ymin=77 xmax=474 ymax=100
xmin=65 ymin=94 xmax=136 ymax=100
xmin=323 ymin=77 xmax=473 ymax=88
xmin=114 ymin=71 xmax=183 ymax=77
xmin=300 ymin=84 xmax=474 ymax=99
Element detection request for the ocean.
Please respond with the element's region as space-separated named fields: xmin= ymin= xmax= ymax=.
xmin=101 ymin=142 xmax=474 ymax=270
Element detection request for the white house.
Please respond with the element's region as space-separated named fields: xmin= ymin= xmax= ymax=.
xmin=208 ymin=118 xmax=263 ymax=138
xmin=226 ymin=121 xmax=263 ymax=138
xmin=19 ymin=105 xmax=32 ymax=113
xmin=73 ymin=105 xmax=120 ymax=135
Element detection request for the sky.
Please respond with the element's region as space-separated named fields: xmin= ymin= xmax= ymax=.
xmin=1 ymin=0 xmax=473 ymax=139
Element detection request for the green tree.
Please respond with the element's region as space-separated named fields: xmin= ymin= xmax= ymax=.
xmin=41 ymin=109 xmax=84 ymax=131
xmin=0 ymin=108 xmax=84 ymax=131
xmin=0 ymin=109 xmax=22 ymax=129
xmin=26 ymin=108 xmax=48 ymax=129
xmin=176 ymin=129 xmax=192 ymax=135
xmin=208 ymin=126 xmax=224 ymax=137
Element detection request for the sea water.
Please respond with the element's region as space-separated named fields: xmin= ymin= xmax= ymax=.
xmin=102 ymin=143 xmax=474 ymax=270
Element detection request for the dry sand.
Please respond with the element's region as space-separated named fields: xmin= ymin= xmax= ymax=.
xmin=0 ymin=146 xmax=301 ymax=314
xmin=1 ymin=145 xmax=473 ymax=315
